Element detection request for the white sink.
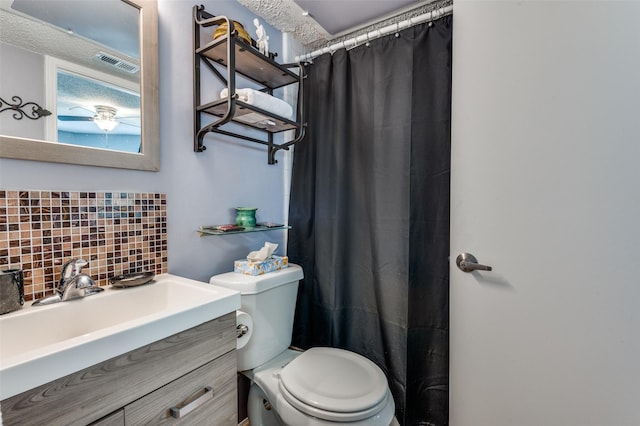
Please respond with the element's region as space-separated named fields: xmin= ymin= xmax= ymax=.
xmin=0 ymin=274 xmax=240 ymax=400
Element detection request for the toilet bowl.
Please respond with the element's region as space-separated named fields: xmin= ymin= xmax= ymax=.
xmin=210 ymin=265 xmax=395 ymax=426
xmin=249 ymin=348 xmax=395 ymax=426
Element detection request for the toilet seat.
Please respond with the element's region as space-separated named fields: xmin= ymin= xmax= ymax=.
xmin=277 ymin=347 xmax=390 ymax=422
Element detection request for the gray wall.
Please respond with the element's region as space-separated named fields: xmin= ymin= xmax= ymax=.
xmin=0 ymin=43 xmax=45 ymax=140
xmin=0 ymin=0 xmax=289 ymax=282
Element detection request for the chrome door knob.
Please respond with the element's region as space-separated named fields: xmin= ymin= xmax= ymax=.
xmin=456 ymin=253 xmax=493 ymax=273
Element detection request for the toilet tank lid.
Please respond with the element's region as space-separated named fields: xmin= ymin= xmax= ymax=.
xmin=209 ymin=264 xmax=303 ymax=294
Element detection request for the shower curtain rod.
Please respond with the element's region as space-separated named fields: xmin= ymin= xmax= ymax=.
xmin=295 ymin=4 xmax=453 ymax=63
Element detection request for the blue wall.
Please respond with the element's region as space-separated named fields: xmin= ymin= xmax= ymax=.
xmin=0 ymin=0 xmax=289 ymax=282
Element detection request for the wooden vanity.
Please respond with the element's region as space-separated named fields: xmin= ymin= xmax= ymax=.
xmin=1 ymin=313 xmax=237 ymax=425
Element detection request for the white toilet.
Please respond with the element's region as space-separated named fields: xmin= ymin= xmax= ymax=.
xmin=210 ymin=264 xmax=395 ymax=426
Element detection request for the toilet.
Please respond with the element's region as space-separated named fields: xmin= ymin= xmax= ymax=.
xmin=210 ymin=264 xmax=395 ymax=426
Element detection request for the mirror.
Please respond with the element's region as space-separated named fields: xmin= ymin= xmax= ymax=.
xmin=0 ymin=0 xmax=159 ymax=171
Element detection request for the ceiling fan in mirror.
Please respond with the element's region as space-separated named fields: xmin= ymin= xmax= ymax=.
xmin=57 ymin=105 xmax=140 ymax=133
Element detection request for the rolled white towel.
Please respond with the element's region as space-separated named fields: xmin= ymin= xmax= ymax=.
xmin=220 ymin=88 xmax=293 ymax=119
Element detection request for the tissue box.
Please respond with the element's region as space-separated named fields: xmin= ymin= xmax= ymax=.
xmin=234 ymin=255 xmax=289 ymax=276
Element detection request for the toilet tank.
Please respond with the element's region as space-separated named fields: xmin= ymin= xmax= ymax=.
xmin=210 ymin=264 xmax=304 ymax=371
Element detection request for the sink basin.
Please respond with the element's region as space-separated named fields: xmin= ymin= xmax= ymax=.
xmin=0 ymin=274 xmax=240 ymax=400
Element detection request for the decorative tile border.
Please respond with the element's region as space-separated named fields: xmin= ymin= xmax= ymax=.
xmin=0 ymin=190 xmax=168 ymax=302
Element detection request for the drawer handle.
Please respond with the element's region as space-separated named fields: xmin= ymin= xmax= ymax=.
xmin=169 ymin=386 xmax=214 ymax=419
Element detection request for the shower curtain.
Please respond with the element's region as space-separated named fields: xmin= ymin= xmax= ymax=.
xmin=288 ymin=15 xmax=452 ymax=426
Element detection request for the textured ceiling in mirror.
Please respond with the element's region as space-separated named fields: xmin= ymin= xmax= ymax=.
xmin=57 ymin=71 xmax=140 ymax=136
xmin=11 ymin=0 xmax=139 ymax=59
xmin=0 ymin=1 xmax=139 ymax=83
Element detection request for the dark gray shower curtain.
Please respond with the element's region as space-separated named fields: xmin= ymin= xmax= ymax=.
xmin=288 ymin=16 xmax=452 ymax=426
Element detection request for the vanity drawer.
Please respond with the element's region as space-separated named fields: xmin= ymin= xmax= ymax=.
xmin=1 ymin=314 xmax=236 ymax=426
xmin=124 ymin=350 xmax=237 ymax=425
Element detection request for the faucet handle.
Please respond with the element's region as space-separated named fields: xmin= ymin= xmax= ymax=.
xmin=59 ymin=259 xmax=89 ymax=285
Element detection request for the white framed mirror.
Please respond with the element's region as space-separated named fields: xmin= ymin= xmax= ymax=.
xmin=0 ymin=0 xmax=159 ymax=171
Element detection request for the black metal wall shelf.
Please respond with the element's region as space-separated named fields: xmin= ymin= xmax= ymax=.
xmin=193 ymin=5 xmax=306 ymax=164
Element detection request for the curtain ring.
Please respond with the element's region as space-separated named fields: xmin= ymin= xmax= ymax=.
xmin=365 ymin=32 xmax=370 ymax=47
xmin=395 ymin=22 xmax=400 ymax=38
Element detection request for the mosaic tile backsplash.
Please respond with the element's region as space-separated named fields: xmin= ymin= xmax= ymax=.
xmin=0 ymin=190 xmax=168 ymax=302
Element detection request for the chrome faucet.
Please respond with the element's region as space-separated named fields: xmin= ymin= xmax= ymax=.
xmin=58 ymin=259 xmax=91 ymax=299
xmin=32 ymin=258 xmax=104 ymax=306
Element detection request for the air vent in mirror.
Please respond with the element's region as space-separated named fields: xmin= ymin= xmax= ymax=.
xmin=95 ymin=52 xmax=140 ymax=74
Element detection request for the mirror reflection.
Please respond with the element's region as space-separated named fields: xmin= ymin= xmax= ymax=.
xmin=1 ymin=0 xmax=139 ymax=146
xmin=0 ymin=0 xmax=159 ymax=170
xmin=49 ymin=58 xmax=141 ymax=153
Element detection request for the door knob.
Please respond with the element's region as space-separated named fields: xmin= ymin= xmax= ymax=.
xmin=456 ymin=253 xmax=492 ymax=273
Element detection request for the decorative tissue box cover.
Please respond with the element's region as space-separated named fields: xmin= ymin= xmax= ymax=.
xmin=234 ymin=255 xmax=289 ymax=275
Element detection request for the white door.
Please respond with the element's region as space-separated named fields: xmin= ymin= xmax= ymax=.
xmin=450 ymin=2 xmax=640 ymax=425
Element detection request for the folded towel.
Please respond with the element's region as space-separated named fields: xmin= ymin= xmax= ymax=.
xmin=220 ymin=88 xmax=293 ymax=119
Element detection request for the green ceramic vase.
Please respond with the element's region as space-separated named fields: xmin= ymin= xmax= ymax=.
xmin=235 ymin=207 xmax=257 ymax=228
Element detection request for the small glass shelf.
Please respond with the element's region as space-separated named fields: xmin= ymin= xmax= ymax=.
xmin=198 ymin=225 xmax=291 ymax=236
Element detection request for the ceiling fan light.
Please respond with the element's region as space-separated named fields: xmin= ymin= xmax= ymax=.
xmin=92 ymin=105 xmax=119 ymax=132
xmin=94 ymin=119 xmax=118 ymax=132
